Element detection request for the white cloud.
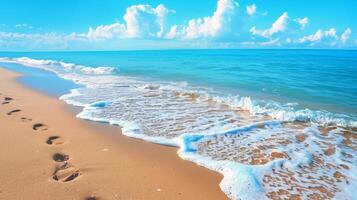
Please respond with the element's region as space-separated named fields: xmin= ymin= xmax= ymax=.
xmin=87 ymin=4 xmax=173 ymax=40
xmin=341 ymin=28 xmax=351 ymax=43
xmin=298 ymin=28 xmax=339 ymax=46
xmin=246 ymin=4 xmax=256 ymax=16
xmin=295 ymin=17 xmax=308 ymax=30
xmin=294 ymin=27 xmax=356 ymax=47
xmin=260 ymin=38 xmax=281 ymax=46
xmin=1 ymin=2 xmax=355 ymax=49
xmin=166 ymin=0 xmax=238 ymax=39
xmin=249 ymin=13 xmax=312 ymax=47
xmin=87 ymin=23 xmax=126 ymax=40
xmin=0 ymin=31 xmax=55 ymax=41
xmin=250 ymin=12 xmax=289 ymax=38
xmin=15 ymin=24 xmax=33 ymax=29
xmin=166 ymin=25 xmax=180 ymax=39
xmin=0 ymin=31 xmax=86 ymax=50
xmin=299 ymin=29 xmax=323 ymax=42
xmin=300 ymin=28 xmax=337 ymax=43
xmin=124 ymin=4 xmax=172 ymax=38
xmin=325 ymin=28 xmax=337 ymax=37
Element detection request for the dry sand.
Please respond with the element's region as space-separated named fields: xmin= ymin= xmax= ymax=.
xmin=0 ymin=68 xmax=228 ymax=200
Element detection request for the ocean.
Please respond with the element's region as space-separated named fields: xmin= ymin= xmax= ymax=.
xmin=0 ymin=49 xmax=356 ymax=199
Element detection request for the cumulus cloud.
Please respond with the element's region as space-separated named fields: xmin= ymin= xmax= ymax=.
xmin=299 ymin=29 xmax=324 ymax=42
xmin=299 ymin=29 xmax=324 ymax=43
xmin=298 ymin=28 xmax=341 ymax=47
xmin=297 ymin=27 xmax=355 ymax=47
xmin=87 ymin=4 xmax=173 ymax=40
xmin=87 ymin=23 xmax=126 ymax=40
xmin=247 ymin=13 xmax=317 ymax=47
xmin=166 ymin=0 xmax=239 ymax=39
xmin=246 ymin=4 xmax=256 ymax=16
xmin=166 ymin=25 xmax=180 ymax=39
xmin=124 ymin=4 xmax=172 ymax=38
xmin=250 ymin=12 xmax=289 ymax=38
xmin=299 ymin=28 xmax=337 ymax=43
xmin=295 ymin=17 xmax=308 ymax=30
xmin=341 ymin=28 xmax=351 ymax=43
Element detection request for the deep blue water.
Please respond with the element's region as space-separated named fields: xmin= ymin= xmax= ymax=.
xmin=0 ymin=49 xmax=356 ymax=114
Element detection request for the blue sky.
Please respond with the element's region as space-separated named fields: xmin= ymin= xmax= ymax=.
xmin=0 ymin=0 xmax=356 ymax=51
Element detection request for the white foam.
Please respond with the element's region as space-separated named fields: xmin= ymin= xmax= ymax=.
xmin=80 ymin=66 xmax=115 ymax=75
xmin=0 ymin=57 xmax=115 ymax=75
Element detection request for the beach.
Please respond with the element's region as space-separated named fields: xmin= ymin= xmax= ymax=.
xmin=1 ymin=0 xmax=356 ymax=199
xmin=0 ymin=51 xmax=356 ymax=200
xmin=0 ymin=67 xmax=228 ymax=200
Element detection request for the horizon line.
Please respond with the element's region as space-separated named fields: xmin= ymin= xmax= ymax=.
xmin=1 ymin=47 xmax=357 ymax=53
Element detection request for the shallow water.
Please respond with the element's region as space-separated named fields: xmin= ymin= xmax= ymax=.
xmin=0 ymin=62 xmax=79 ymax=97
xmin=0 ymin=50 xmax=356 ymax=200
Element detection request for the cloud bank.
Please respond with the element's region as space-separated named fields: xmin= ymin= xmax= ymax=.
xmin=0 ymin=0 xmax=355 ymax=50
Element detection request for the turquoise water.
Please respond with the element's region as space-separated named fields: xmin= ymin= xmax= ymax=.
xmin=1 ymin=49 xmax=356 ymax=114
xmin=0 ymin=50 xmax=356 ymax=199
xmin=0 ymin=62 xmax=79 ymax=97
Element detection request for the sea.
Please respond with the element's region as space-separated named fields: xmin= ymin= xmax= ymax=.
xmin=0 ymin=49 xmax=356 ymax=200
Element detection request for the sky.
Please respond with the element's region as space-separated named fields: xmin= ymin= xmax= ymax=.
xmin=0 ymin=0 xmax=356 ymax=51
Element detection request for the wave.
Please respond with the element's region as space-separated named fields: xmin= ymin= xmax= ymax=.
xmin=1 ymin=56 xmax=356 ymax=200
xmin=1 ymin=56 xmax=355 ymax=128
xmin=0 ymin=57 xmax=115 ymax=75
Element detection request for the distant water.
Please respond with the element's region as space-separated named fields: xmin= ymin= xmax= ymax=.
xmin=1 ymin=50 xmax=356 ymax=114
xmin=0 ymin=50 xmax=356 ymax=200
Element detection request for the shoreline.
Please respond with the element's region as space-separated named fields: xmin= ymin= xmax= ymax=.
xmin=0 ymin=67 xmax=228 ymax=199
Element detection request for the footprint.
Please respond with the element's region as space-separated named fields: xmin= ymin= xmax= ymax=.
xmin=46 ymin=136 xmax=65 ymax=145
xmin=53 ymin=153 xmax=69 ymax=162
xmin=21 ymin=117 xmax=32 ymax=122
xmin=7 ymin=109 xmax=21 ymax=115
xmin=85 ymin=196 xmax=99 ymax=200
xmin=53 ymin=163 xmax=81 ymax=182
xmin=2 ymin=97 xmax=13 ymax=104
xmin=32 ymin=123 xmax=48 ymax=131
